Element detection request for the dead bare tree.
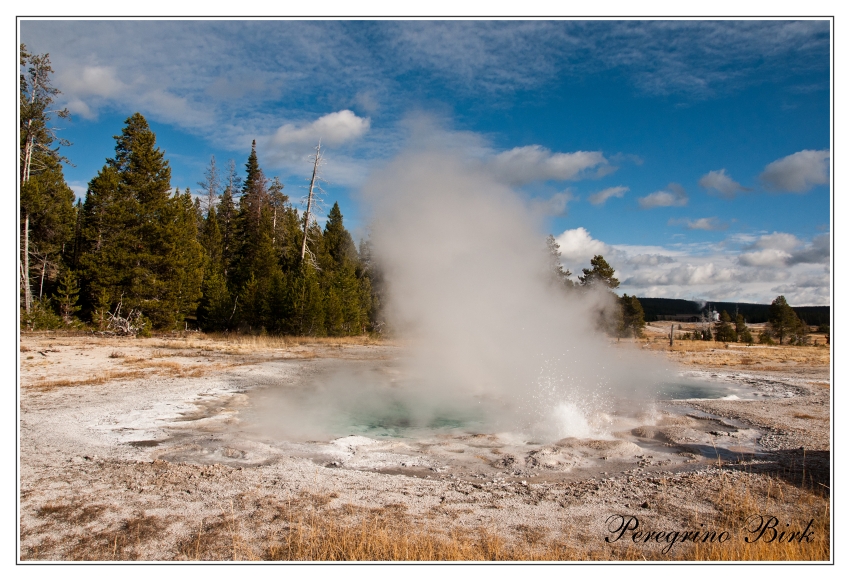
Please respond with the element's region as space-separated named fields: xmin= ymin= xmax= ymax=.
xmin=105 ymin=300 xmax=145 ymax=336
xmin=30 ymin=249 xmax=59 ymax=300
xmin=300 ymin=141 xmax=325 ymax=268
xmin=21 ymin=214 xmax=32 ymax=313
xmin=20 ymin=45 xmax=70 ymax=314
xmin=197 ymin=155 xmax=221 ymax=215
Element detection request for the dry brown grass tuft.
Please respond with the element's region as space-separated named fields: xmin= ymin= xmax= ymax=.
xmin=26 ymin=370 xmax=149 ymax=391
xmin=681 ymin=474 xmax=830 ymax=561
xmin=108 ymin=351 xmax=125 ymax=359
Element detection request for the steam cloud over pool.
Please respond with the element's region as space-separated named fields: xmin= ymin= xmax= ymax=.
xmin=261 ymin=128 xmax=676 ymax=443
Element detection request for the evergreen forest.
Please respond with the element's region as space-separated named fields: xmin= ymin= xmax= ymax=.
xmin=20 ymin=46 xmax=374 ymax=336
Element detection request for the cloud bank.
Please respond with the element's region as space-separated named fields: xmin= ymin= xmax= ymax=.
xmin=551 ymin=228 xmax=829 ymax=305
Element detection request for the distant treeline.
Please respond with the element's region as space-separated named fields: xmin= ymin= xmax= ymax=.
xmin=637 ymin=298 xmax=830 ymax=326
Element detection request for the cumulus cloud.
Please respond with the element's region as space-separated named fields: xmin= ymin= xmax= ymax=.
xmin=530 ymin=191 xmax=575 ymax=216
xmin=622 ymin=254 xmax=677 ymax=266
xmin=624 ymin=262 xmax=736 ymax=286
xmin=750 ymin=232 xmax=801 ymax=251
xmin=760 ymin=149 xmax=830 ymax=192
xmin=490 ymin=146 xmax=609 ymax=186
xmin=588 ymin=186 xmax=628 ymax=205
xmin=638 ymin=183 xmax=688 ymax=208
xmin=735 ymin=231 xmax=830 ymax=268
xmin=698 ymin=169 xmax=749 ymax=198
xmin=737 ymin=248 xmax=793 ymax=267
xmin=788 ymin=233 xmax=830 ymax=265
xmin=269 ymin=110 xmax=370 ymax=149
xmin=594 ymin=229 xmax=829 ymax=305
xmin=553 ymin=227 xmax=609 ymax=263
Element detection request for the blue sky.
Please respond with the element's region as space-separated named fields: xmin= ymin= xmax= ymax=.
xmin=19 ymin=19 xmax=832 ymax=305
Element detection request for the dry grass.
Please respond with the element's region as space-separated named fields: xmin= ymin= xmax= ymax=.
xmin=681 ymin=474 xmax=830 ymax=561
xmin=23 ymin=474 xmax=830 ymax=562
xmin=26 ymin=370 xmax=149 ymax=391
xmin=25 ymin=360 xmax=217 ymax=391
xmin=176 ymin=479 xmax=829 ymax=562
xmin=636 ymin=337 xmax=830 ymax=369
xmin=69 ymin=513 xmax=167 ymax=561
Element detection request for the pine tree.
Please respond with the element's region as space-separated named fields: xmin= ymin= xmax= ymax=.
xmin=323 ymin=202 xmax=358 ymax=268
xmin=359 ymin=234 xmax=384 ymax=333
xmin=79 ymin=163 xmax=138 ymax=319
xmin=171 ymin=189 xmax=205 ymax=327
xmin=320 ymin=202 xmax=371 ymax=335
xmin=735 ymin=313 xmax=753 ymax=344
xmin=53 ymin=269 xmax=81 ymax=325
xmin=218 ymin=166 xmax=238 ymax=278
xmin=546 ymin=234 xmax=572 ymax=290
xmin=78 ymin=113 xmax=204 ymax=329
xmin=715 ymin=310 xmax=737 ymax=342
xmin=21 ymin=156 xmax=76 ymax=300
xmin=767 ymin=295 xmax=798 ymax=345
xmin=579 ymin=255 xmax=619 ymax=289
xmin=242 ymin=140 xmax=261 ymax=196
xmin=619 ymin=294 xmax=646 ymax=338
xmin=228 ymin=142 xmax=286 ymax=331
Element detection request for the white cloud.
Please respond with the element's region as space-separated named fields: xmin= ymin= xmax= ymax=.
xmin=270 ymin=110 xmax=370 ymax=149
xmin=760 ymin=149 xmax=830 ymax=192
xmin=735 ymin=231 xmax=830 ymax=269
xmin=530 ymin=191 xmax=575 ymax=216
xmin=68 ymin=181 xmax=87 ymax=201
xmin=554 ymin=227 xmax=609 ymax=263
xmin=638 ymin=183 xmax=688 ymax=208
xmin=751 ymin=232 xmax=801 ymax=251
xmin=670 ymin=217 xmax=728 ymax=231
xmin=622 ymin=254 xmax=677 ymax=266
xmin=57 ymin=65 xmax=126 ymax=99
xmin=698 ymin=169 xmax=748 ymax=198
xmin=625 ymin=262 xmax=737 ymax=286
xmin=490 ymin=146 xmax=609 ymax=186
xmin=588 ymin=186 xmax=628 ymax=205
xmin=65 ymin=98 xmax=94 ymax=120
xmin=788 ymin=233 xmax=830 ymax=265
xmin=354 ymin=91 xmax=380 ymax=114
xmin=738 ymin=248 xmax=792 ymax=267
xmin=585 ymin=231 xmax=830 ymax=305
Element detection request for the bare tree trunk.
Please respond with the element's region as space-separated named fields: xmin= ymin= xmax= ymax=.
xmin=39 ymin=255 xmax=48 ymax=299
xmin=22 ymin=133 xmax=33 ymax=184
xmin=22 ymin=213 xmax=32 ymax=313
xmin=301 ymin=143 xmax=321 ymax=261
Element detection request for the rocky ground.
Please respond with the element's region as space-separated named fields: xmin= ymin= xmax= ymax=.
xmin=18 ymin=332 xmax=831 ymax=561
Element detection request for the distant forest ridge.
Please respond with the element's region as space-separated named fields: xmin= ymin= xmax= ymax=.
xmin=636 ymin=298 xmax=830 ymax=325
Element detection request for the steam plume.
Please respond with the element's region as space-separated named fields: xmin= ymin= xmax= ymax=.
xmin=359 ymin=132 xmax=668 ymax=440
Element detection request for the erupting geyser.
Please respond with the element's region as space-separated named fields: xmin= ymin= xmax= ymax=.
xmin=353 ymin=129 xmax=672 ymax=441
